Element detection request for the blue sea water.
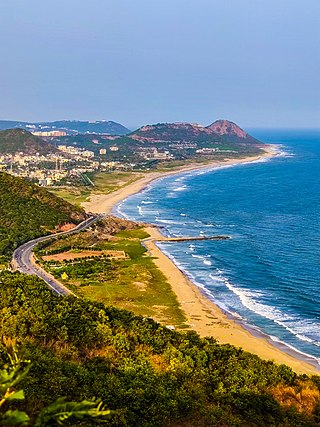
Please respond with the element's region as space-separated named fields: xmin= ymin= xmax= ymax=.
xmin=116 ymin=130 xmax=320 ymax=365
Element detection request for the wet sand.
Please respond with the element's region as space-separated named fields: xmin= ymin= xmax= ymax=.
xmin=82 ymin=147 xmax=320 ymax=375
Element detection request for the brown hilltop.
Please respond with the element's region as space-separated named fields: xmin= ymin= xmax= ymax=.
xmin=206 ymin=119 xmax=248 ymax=138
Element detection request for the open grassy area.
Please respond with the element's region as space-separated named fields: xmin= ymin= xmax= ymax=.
xmin=49 ymin=187 xmax=91 ymax=206
xmin=37 ymin=226 xmax=187 ymax=329
xmin=93 ymin=171 xmax=145 ymax=193
xmin=49 ymin=171 xmax=145 ymax=206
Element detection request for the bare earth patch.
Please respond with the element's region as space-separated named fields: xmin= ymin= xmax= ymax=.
xmin=133 ymin=281 xmax=147 ymax=291
xmin=43 ymin=250 xmax=127 ymax=261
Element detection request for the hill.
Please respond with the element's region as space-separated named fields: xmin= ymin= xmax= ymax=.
xmin=129 ymin=119 xmax=260 ymax=145
xmin=0 ymin=172 xmax=86 ymax=257
xmin=0 ymin=129 xmax=56 ymax=155
xmin=0 ymin=271 xmax=319 ymax=426
xmin=0 ymin=120 xmax=130 ymax=135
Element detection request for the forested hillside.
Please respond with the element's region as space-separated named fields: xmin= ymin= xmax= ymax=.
xmin=0 ymin=129 xmax=56 ymax=154
xmin=0 ymin=271 xmax=319 ymax=427
xmin=0 ymin=172 xmax=86 ymax=257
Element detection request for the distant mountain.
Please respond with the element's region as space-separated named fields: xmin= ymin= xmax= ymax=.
xmin=0 ymin=120 xmax=130 ymax=135
xmin=129 ymin=119 xmax=260 ymax=145
xmin=0 ymin=172 xmax=86 ymax=256
xmin=0 ymin=129 xmax=57 ymax=155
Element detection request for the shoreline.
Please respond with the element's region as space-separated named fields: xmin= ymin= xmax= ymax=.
xmin=82 ymin=147 xmax=276 ymax=215
xmin=82 ymin=146 xmax=320 ymax=375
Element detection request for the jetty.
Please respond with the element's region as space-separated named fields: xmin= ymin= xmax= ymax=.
xmin=154 ymin=235 xmax=230 ymax=242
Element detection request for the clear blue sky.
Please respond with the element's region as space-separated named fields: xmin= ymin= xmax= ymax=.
xmin=0 ymin=0 xmax=319 ymax=129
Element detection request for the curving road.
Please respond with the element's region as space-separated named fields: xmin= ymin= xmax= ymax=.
xmin=12 ymin=215 xmax=103 ymax=296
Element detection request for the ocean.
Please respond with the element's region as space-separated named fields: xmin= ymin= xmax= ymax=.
xmin=116 ymin=130 xmax=320 ymax=366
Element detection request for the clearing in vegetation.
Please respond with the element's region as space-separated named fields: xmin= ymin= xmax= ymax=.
xmin=36 ymin=216 xmax=187 ymax=328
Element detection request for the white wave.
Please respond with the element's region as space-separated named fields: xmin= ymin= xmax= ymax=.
xmin=115 ymin=202 xmax=130 ymax=220
xmin=223 ymin=280 xmax=320 ymax=349
xmin=224 ymin=280 xmax=294 ymax=322
xmin=173 ymin=185 xmax=188 ymax=192
xmin=141 ymin=200 xmax=154 ymax=205
xmin=155 ymin=218 xmax=180 ymax=225
xmin=192 ymin=254 xmax=207 ymax=260
xmin=269 ymin=144 xmax=294 ymax=158
xmin=137 ymin=205 xmax=144 ymax=216
xmin=269 ymin=336 xmax=320 ymax=366
xmin=155 ymin=245 xmax=320 ymax=363
xmin=191 ymin=254 xmax=212 ymax=266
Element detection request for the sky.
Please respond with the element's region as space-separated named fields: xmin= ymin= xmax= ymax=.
xmin=0 ymin=0 xmax=319 ymax=129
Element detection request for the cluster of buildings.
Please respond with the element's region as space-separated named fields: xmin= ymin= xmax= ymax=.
xmin=57 ymin=145 xmax=95 ymax=159
xmin=0 ymin=142 xmax=137 ymax=186
xmin=0 ymin=153 xmax=70 ymax=185
xmin=135 ymin=147 xmax=173 ymax=160
xmin=32 ymin=131 xmax=67 ymax=137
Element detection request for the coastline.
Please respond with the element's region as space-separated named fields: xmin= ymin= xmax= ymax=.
xmin=82 ymin=146 xmax=320 ymax=375
xmin=82 ymin=147 xmax=276 ymax=215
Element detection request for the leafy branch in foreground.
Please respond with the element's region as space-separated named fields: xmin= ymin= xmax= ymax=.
xmin=0 ymin=342 xmax=111 ymax=426
xmin=0 ymin=341 xmax=31 ymax=425
xmin=35 ymin=398 xmax=111 ymax=426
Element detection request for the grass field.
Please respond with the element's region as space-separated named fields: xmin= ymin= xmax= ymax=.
xmin=38 ymin=227 xmax=187 ymax=329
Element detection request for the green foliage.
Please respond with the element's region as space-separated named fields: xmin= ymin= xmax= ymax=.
xmin=0 ymin=271 xmax=319 ymax=426
xmin=0 ymin=345 xmax=31 ymax=425
xmin=0 ymin=172 xmax=86 ymax=256
xmin=34 ymin=398 xmax=111 ymax=426
xmin=0 ymin=344 xmax=111 ymax=426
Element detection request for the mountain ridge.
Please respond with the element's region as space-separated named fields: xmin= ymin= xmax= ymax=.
xmin=0 ymin=119 xmax=130 ymax=135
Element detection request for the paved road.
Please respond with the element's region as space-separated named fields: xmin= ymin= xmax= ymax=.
xmin=12 ymin=215 xmax=103 ymax=296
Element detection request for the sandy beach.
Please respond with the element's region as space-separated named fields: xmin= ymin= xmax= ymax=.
xmin=82 ymin=147 xmax=320 ymax=375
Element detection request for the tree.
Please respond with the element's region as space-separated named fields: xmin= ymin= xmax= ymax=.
xmin=0 ymin=343 xmax=111 ymax=426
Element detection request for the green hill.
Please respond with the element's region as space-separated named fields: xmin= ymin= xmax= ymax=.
xmin=0 ymin=128 xmax=56 ymax=154
xmin=130 ymin=119 xmax=261 ymax=146
xmin=0 ymin=271 xmax=319 ymax=426
xmin=0 ymin=172 xmax=86 ymax=257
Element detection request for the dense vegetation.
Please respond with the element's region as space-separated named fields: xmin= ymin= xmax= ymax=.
xmin=0 ymin=271 xmax=320 ymax=426
xmin=0 ymin=347 xmax=111 ymax=426
xmin=0 ymin=129 xmax=55 ymax=155
xmin=0 ymin=172 xmax=86 ymax=258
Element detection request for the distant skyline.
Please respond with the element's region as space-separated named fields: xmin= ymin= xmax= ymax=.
xmin=1 ymin=0 xmax=319 ymax=129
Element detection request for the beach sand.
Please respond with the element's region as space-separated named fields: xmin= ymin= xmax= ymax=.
xmin=82 ymin=147 xmax=320 ymax=375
